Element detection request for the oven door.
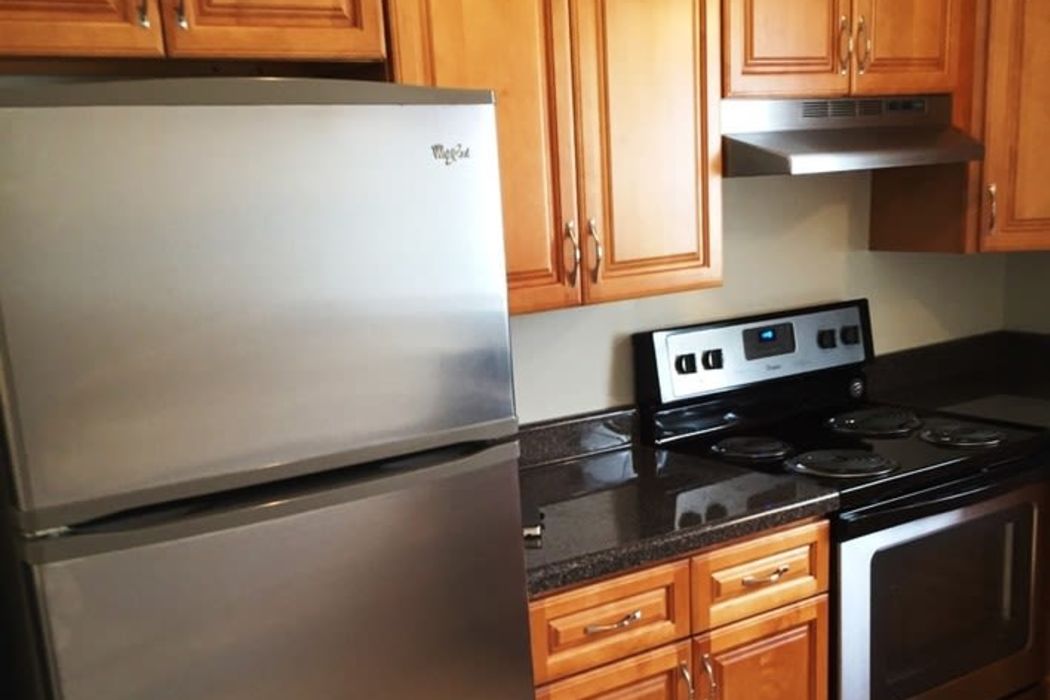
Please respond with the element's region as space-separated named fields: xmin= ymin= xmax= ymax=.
xmin=837 ymin=471 xmax=1048 ymax=700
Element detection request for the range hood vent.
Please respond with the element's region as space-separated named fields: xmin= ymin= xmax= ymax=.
xmin=722 ymin=95 xmax=984 ymax=177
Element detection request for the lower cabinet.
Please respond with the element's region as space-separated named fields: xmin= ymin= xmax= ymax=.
xmin=530 ymin=521 xmax=829 ymax=700
xmin=692 ymin=596 xmax=828 ymax=700
xmin=536 ymin=642 xmax=693 ymax=700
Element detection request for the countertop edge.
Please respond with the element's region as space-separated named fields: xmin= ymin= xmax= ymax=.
xmin=525 ymin=491 xmax=839 ymax=598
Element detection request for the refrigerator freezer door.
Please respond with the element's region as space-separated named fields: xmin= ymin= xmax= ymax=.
xmin=26 ymin=442 xmax=534 ymax=700
xmin=0 ymin=80 xmax=515 ymax=527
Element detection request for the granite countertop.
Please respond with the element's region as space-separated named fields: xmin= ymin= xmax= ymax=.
xmin=520 ymin=446 xmax=838 ymax=597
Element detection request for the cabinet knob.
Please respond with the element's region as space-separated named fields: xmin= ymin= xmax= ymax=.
xmin=988 ymin=183 xmax=998 ymax=232
xmin=678 ymin=662 xmax=696 ymax=700
xmin=137 ymin=0 xmax=151 ymax=28
xmin=587 ymin=218 xmax=603 ymax=284
xmin=700 ymin=653 xmax=718 ymax=700
xmin=838 ymin=15 xmax=852 ymax=75
xmin=857 ymin=15 xmax=872 ymax=74
xmin=176 ymin=0 xmax=190 ymax=29
xmin=564 ymin=220 xmax=581 ymax=288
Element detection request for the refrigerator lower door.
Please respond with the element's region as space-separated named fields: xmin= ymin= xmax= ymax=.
xmin=24 ymin=442 xmax=534 ymax=700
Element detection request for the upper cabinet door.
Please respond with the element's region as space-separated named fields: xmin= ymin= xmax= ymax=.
xmin=161 ymin=0 xmax=385 ymax=59
xmin=981 ymin=0 xmax=1050 ymax=252
xmin=573 ymin=0 xmax=723 ymax=305
xmin=723 ymin=0 xmax=851 ymax=97
xmin=850 ymin=0 xmax=961 ymax=95
xmin=388 ymin=0 xmax=582 ymax=314
xmin=0 ymin=0 xmax=164 ymax=57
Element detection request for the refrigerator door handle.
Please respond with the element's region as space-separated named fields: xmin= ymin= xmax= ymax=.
xmin=21 ymin=441 xmax=520 ymax=566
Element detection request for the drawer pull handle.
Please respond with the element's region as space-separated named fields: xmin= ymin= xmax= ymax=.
xmin=583 ymin=609 xmax=642 ymax=635
xmin=742 ymin=564 xmax=790 ymax=587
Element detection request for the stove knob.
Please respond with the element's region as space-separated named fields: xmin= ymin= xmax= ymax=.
xmin=817 ymin=329 xmax=837 ymax=349
xmin=674 ymin=353 xmax=698 ymax=374
xmin=701 ymin=349 xmax=724 ymax=370
xmin=841 ymin=324 xmax=862 ymax=345
xmin=848 ymin=378 xmax=865 ymax=399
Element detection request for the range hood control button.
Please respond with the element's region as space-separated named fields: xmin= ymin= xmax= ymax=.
xmin=840 ymin=325 xmax=861 ymax=345
xmin=817 ymin=329 xmax=837 ymax=349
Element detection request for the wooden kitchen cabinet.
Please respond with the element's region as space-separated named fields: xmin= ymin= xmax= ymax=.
xmin=870 ymin=0 xmax=1050 ymax=253
xmin=691 ymin=520 xmax=828 ymax=632
xmin=572 ymin=0 xmax=722 ymax=304
xmin=527 ymin=519 xmax=829 ymax=698
xmin=0 ymin=0 xmax=383 ymax=60
xmin=722 ymin=0 xmax=965 ymax=97
xmin=389 ymin=0 xmax=723 ymax=312
xmin=850 ymin=0 xmax=962 ymax=95
xmin=693 ymin=596 xmax=829 ymax=700
xmin=161 ymin=0 xmax=385 ymax=60
xmin=978 ymin=0 xmax=1050 ymax=251
xmin=722 ymin=0 xmax=851 ymax=97
xmin=0 ymin=0 xmax=165 ymax=57
xmin=536 ymin=642 xmax=694 ymax=700
xmin=387 ymin=0 xmax=581 ymax=314
xmin=528 ymin=560 xmax=691 ymax=685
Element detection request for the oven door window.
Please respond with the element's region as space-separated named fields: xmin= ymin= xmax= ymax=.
xmin=870 ymin=504 xmax=1033 ymax=699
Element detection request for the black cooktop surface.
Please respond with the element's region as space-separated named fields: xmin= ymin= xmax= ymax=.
xmin=660 ymin=403 xmax=1047 ymax=508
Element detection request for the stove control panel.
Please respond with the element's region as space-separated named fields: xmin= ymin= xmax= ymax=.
xmin=634 ymin=300 xmax=872 ymax=405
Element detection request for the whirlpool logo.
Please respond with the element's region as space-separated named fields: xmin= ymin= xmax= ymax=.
xmin=431 ymin=143 xmax=471 ymax=165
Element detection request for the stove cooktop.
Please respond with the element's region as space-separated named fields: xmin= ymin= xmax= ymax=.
xmin=662 ymin=403 xmax=1046 ymax=508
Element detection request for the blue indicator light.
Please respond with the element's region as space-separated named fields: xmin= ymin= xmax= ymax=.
xmin=759 ymin=328 xmax=776 ymax=343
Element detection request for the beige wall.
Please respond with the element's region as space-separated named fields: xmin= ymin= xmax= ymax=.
xmin=1005 ymin=253 xmax=1050 ymax=332
xmin=509 ymin=172 xmax=1010 ymax=423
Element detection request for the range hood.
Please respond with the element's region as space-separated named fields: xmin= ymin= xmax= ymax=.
xmin=722 ymin=95 xmax=984 ymax=177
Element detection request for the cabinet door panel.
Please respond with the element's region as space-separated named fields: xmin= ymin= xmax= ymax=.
xmin=573 ymin=0 xmax=722 ymax=305
xmin=852 ymin=0 xmax=960 ymax=95
xmin=723 ymin=0 xmax=850 ymax=97
xmin=161 ymin=0 xmax=385 ymax=59
xmin=981 ymin=0 xmax=1050 ymax=251
xmin=694 ymin=596 xmax=828 ymax=700
xmin=0 ymin=0 xmax=164 ymax=57
xmin=537 ymin=642 xmax=693 ymax=700
xmin=389 ymin=0 xmax=581 ymax=314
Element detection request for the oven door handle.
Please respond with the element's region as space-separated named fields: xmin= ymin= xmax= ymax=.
xmin=840 ymin=481 xmax=1006 ymax=534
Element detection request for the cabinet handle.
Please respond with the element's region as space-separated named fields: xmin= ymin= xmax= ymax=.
xmin=678 ymin=662 xmax=696 ymax=700
xmin=176 ymin=0 xmax=189 ymax=29
xmin=838 ymin=15 xmax=852 ymax=75
xmin=857 ymin=15 xmax=872 ymax=74
xmin=741 ymin=563 xmax=790 ymax=587
xmin=136 ymin=0 xmax=151 ymax=28
xmin=700 ymin=653 xmax=718 ymax=700
xmin=583 ymin=609 xmax=641 ymax=635
xmin=587 ymin=218 xmax=603 ymax=284
xmin=564 ymin=220 xmax=581 ymax=288
xmin=988 ymin=183 xmax=998 ymax=232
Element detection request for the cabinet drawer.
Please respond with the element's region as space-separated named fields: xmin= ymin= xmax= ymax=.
xmin=691 ymin=521 xmax=828 ymax=632
xmin=529 ymin=560 xmax=691 ymax=684
xmin=536 ymin=641 xmax=693 ymax=700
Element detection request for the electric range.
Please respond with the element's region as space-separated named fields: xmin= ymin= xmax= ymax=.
xmin=633 ymin=299 xmax=1050 ymax=700
xmin=634 ymin=300 xmax=1049 ymax=509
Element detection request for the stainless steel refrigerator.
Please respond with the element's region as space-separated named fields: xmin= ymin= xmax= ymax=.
xmin=0 ymin=78 xmax=534 ymax=700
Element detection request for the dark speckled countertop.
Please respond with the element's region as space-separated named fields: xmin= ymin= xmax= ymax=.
xmin=519 ymin=446 xmax=838 ymax=597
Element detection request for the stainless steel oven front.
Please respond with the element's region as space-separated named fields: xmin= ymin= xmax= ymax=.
xmin=837 ymin=472 xmax=1047 ymax=700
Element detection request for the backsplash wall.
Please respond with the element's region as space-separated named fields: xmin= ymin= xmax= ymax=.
xmin=510 ymin=172 xmax=1010 ymax=424
xmin=1006 ymin=253 xmax=1050 ymax=332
